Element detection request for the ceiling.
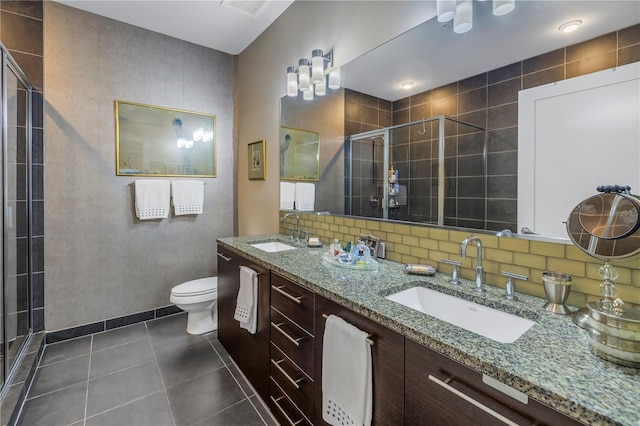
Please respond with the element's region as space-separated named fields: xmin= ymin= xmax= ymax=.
xmin=54 ymin=1 xmax=639 ymax=101
xmin=54 ymin=0 xmax=295 ymax=55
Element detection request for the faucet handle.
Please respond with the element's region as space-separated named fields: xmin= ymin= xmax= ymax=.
xmin=441 ymin=259 xmax=461 ymax=286
xmin=502 ymin=271 xmax=528 ymax=301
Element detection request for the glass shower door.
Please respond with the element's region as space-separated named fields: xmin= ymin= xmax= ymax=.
xmin=3 ymin=57 xmax=31 ymax=385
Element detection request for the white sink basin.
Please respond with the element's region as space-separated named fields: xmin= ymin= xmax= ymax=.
xmin=250 ymin=241 xmax=297 ymax=253
xmin=385 ymin=287 xmax=535 ymax=343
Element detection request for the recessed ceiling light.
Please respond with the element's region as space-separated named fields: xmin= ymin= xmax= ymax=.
xmin=559 ymin=20 xmax=582 ymax=33
xmin=401 ymin=81 xmax=414 ymax=89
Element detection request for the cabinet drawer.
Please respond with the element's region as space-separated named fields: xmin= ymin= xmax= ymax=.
xmin=271 ymin=343 xmax=314 ymax=419
xmin=270 ymin=379 xmax=312 ymax=426
xmin=271 ymin=308 xmax=314 ymax=376
xmin=271 ymin=273 xmax=314 ymax=334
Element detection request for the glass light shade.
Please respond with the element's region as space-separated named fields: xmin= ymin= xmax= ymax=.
xmin=454 ymin=0 xmax=473 ymax=34
xmin=303 ymin=86 xmax=314 ymax=101
xmin=315 ymin=78 xmax=326 ymax=96
xmin=286 ymin=66 xmax=298 ymax=97
xmin=298 ymin=59 xmax=311 ymax=92
xmin=328 ymin=68 xmax=341 ymax=89
xmin=437 ymin=0 xmax=456 ymax=22
xmin=493 ymin=0 xmax=514 ymax=16
xmin=311 ymin=49 xmax=325 ymax=84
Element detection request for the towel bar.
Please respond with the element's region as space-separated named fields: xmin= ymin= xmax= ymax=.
xmin=238 ymin=266 xmax=262 ymax=276
xmin=322 ymin=314 xmax=374 ymax=346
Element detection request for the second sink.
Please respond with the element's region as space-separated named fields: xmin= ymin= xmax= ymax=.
xmin=385 ymin=286 xmax=535 ymax=343
xmin=250 ymin=241 xmax=297 ymax=253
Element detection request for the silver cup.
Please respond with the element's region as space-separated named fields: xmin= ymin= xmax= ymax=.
xmin=542 ymin=272 xmax=572 ymax=314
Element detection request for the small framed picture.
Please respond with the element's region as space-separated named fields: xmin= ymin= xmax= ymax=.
xmin=359 ymin=233 xmax=381 ymax=259
xmin=248 ymin=140 xmax=266 ymax=180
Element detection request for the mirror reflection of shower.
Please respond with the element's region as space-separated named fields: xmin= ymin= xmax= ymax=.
xmin=348 ymin=116 xmax=488 ymax=229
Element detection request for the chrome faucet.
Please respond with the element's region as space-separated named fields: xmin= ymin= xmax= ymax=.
xmin=281 ymin=213 xmax=301 ymax=242
xmin=460 ymin=236 xmax=485 ymax=293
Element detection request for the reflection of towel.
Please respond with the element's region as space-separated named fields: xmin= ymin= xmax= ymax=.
xmin=397 ymin=185 xmax=407 ymax=206
xmin=295 ymin=182 xmax=315 ymax=211
xmin=134 ymin=180 xmax=170 ymax=220
xmin=234 ymin=266 xmax=258 ymax=334
xmin=171 ymin=180 xmax=204 ymax=215
xmin=280 ymin=182 xmax=295 ymax=210
xmin=322 ymin=315 xmax=372 ymax=426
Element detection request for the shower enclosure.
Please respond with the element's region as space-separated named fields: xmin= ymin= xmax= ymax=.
xmin=0 ymin=43 xmax=34 ymax=396
xmin=347 ymin=116 xmax=487 ymax=229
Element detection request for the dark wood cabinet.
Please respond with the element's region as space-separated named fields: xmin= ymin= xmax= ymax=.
xmin=216 ymin=246 xmax=270 ymax=402
xmin=269 ymin=272 xmax=316 ymax=425
xmin=405 ymin=338 xmax=584 ymax=426
xmin=313 ymin=295 xmax=404 ymax=426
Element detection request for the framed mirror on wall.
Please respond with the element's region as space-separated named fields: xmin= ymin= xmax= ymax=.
xmin=279 ymin=126 xmax=320 ymax=181
xmin=115 ymin=101 xmax=216 ymax=177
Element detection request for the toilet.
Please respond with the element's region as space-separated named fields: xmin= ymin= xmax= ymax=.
xmin=170 ymin=276 xmax=218 ymax=334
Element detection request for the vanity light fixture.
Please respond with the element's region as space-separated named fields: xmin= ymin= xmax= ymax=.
xmin=437 ymin=0 xmax=457 ymax=22
xmin=559 ymin=20 xmax=582 ymax=33
xmin=286 ymin=49 xmax=340 ymax=100
xmin=492 ymin=0 xmax=515 ymax=16
xmin=438 ymin=0 xmax=514 ymax=34
xmin=454 ymin=0 xmax=473 ymax=34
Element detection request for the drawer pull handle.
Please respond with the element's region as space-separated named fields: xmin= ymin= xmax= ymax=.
xmin=273 ymin=285 xmax=303 ymax=304
xmin=271 ymin=322 xmax=304 ymax=347
xmin=217 ymin=252 xmax=233 ymax=262
xmin=271 ymin=359 xmax=304 ymax=389
xmin=428 ymin=375 xmax=519 ymax=426
xmin=270 ymin=395 xmax=304 ymax=426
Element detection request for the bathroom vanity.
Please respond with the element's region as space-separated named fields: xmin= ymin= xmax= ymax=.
xmin=217 ymin=235 xmax=638 ymax=426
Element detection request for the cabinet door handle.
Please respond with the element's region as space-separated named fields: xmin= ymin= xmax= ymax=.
xmin=271 ymin=359 xmax=304 ymax=389
xmin=271 ymin=322 xmax=304 ymax=347
xmin=270 ymin=395 xmax=304 ymax=426
xmin=428 ymin=375 xmax=520 ymax=426
xmin=272 ymin=285 xmax=303 ymax=304
xmin=217 ymin=252 xmax=233 ymax=262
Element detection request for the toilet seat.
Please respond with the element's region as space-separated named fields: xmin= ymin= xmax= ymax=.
xmin=171 ymin=277 xmax=218 ymax=297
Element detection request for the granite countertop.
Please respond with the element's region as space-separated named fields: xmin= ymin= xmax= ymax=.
xmin=218 ymin=234 xmax=639 ymax=426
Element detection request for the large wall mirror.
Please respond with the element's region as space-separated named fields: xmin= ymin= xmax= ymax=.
xmin=116 ymin=101 xmax=216 ymax=177
xmin=279 ymin=1 xmax=640 ymax=240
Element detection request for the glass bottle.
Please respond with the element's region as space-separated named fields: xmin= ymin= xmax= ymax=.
xmin=330 ymin=239 xmax=341 ymax=257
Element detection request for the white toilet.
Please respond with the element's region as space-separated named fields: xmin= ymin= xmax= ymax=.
xmin=170 ymin=276 xmax=218 ymax=334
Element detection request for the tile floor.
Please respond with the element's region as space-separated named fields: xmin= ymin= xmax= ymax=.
xmin=16 ymin=313 xmax=277 ymax=426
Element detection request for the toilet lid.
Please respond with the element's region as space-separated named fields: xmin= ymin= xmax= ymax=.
xmin=171 ymin=277 xmax=218 ymax=297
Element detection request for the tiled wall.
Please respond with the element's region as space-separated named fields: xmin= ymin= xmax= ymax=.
xmin=280 ymin=212 xmax=640 ymax=310
xmin=0 ymin=0 xmax=45 ymax=332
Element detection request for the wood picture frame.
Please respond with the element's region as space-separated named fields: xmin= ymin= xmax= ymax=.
xmin=248 ymin=140 xmax=266 ymax=180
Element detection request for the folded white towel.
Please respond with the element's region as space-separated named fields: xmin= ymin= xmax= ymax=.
xmin=134 ymin=180 xmax=170 ymax=220
xmin=171 ymin=180 xmax=204 ymax=215
xmin=280 ymin=182 xmax=295 ymax=210
xmin=322 ymin=315 xmax=372 ymax=426
xmin=234 ymin=266 xmax=258 ymax=334
xmin=295 ymin=182 xmax=315 ymax=211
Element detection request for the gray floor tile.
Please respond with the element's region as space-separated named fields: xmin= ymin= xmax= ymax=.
xmin=147 ymin=315 xmax=209 ymax=358
xmin=250 ymin=395 xmax=279 ymax=426
xmin=166 ymin=368 xmax=247 ymax=426
xmin=18 ymin=382 xmax=87 ymax=426
xmin=227 ymin=362 xmax=255 ymax=397
xmin=90 ymin=337 xmax=155 ymax=379
xmin=156 ymin=342 xmax=224 ymax=388
xmin=190 ymin=398 xmax=266 ymax=426
xmin=40 ymin=336 xmax=91 ymax=366
xmin=92 ymin=323 xmax=149 ymax=352
xmin=29 ymin=354 xmax=90 ymax=398
xmin=86 ymin=360 xmax=164 ymax=417
xmin=209 ymin=338 xmax=232 ymax=365
xmin=85 ymin=391 xmax=175 ymax=426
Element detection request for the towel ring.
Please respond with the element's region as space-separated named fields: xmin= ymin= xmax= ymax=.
xmin=322 ymin=314 xmax=374 ymax=346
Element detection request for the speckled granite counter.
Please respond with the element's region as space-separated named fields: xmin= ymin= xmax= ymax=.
xmin=218 ymin=235 xmax=639 ymax=426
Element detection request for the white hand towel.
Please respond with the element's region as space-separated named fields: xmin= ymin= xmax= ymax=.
xmin=322 ymin=315 xmax=372 ymax=426
xmin=294 ymin=182 xmax=315 ymax=211
xmin=171 ymin=180 xmax=204 ymax=215
xmin=280 ymin=182 xmax=295 ymax=210
xmin=134 ymin=180 xmax=170 ymax=220
xmin=234 ymin=266 xmax=258 ymax=334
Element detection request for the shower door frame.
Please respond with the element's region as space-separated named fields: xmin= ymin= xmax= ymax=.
xmin=0 ymin=41 xmax=34 ymax=396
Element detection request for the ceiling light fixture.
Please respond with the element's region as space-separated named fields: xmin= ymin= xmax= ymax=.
xmin=559 ymin=20 xmax=583 ymax=33
xmin=286 ymin=49 xmax=340 ymax=100
xmin=401 ymin=81 xmax=414 ymax=90
xmin=438 ymin=0 xmax=514 ymax=34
